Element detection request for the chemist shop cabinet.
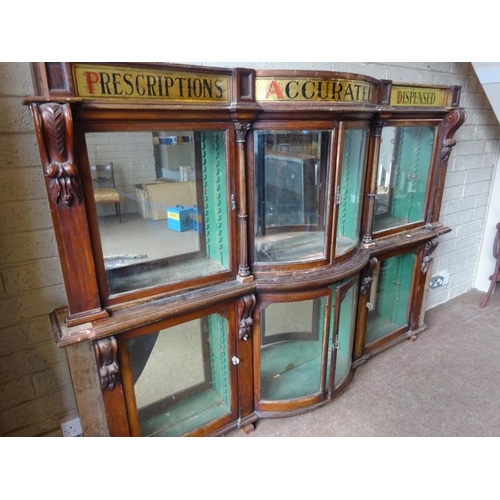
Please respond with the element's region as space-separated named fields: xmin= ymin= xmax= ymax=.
xmin=25 ymin=63 xmax=464 ymax=436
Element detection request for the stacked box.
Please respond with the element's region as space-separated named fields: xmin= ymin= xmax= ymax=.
xmin=135 ymin=180 xmax=196 ymax=221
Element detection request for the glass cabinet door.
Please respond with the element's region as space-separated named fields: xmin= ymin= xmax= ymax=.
xmin=365 ymin=251 xmax=416 ymax=347
xmin=326 ymin=278 xmax=358 ymax=393
xmin=85 ymin=129 xmax=230 ymax=296
xmin=374 ymin=125 xmax=436 ymax=233
xmin=253 ymin=130 xmax=331 ymax=264
xmin=335 ymin=128 xmax=368 ymax=256
xmin=258 ymin=293 xmax=329 ymax=402
xmin=123 ymin=311 xmax=233 ymax=437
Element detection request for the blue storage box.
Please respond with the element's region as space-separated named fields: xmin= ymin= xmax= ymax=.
xmin=167 ymin=205 xmax=194 ymax=232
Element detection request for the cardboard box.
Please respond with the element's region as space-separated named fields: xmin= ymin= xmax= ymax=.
xmin=135 ymin=180 xmax=197 ymax=221
xmin=167 ymin=205 xmax=195 ymax=232
xmin=135 ymin=184 xmax=151 ymax=219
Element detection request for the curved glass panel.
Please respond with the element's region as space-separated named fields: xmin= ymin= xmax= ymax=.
xmin=127 ymin=313 xmax=231 ymax=436
xmin=336 ymin=128 xmax=368 ymax=255
xmin=333 ymin=284 xmax=357 ymax=387
xmin=326 ymin=280 xmax=358 ymax=392
xmin=259 ymin=297 xmax=327 ymax=401
xmin=365 ymin=252 xmax=416 ymax=345
xmin=374 ymin=125 xmax=435 ymax=232
xmin=254 ymin=130 xmax=331 ymax=263
xmin=85 ymin=130 xmax=229 ymax=296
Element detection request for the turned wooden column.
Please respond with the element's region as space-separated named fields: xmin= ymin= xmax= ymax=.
xmin=234 ymin=121 xmax=253 ymax=282
xmin=362 ymin=120 xmax=385 ymax=246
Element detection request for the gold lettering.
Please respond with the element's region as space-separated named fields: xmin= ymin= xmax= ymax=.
xmin=73 ymin=64 xmax=230 ymax=102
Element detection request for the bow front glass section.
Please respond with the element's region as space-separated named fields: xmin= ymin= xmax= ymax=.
xmin=254 ymin=130 xmax=331 ymax=264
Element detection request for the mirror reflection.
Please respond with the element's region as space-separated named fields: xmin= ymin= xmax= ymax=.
xmin=127 ymin=313 xmax=231 ymax=437
xmin=254 ymin=130 xmax=330 ymax=263
xmin=85 ymin=130 xmax=229 ymax=295
xmin=374 ymin=126 xmax=435 ymax=232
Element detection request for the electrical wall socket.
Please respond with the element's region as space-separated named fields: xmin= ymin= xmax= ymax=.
xmin=429 ymin=272 xmax=450 ymax=289
xmin=60 ymin=413 xmax=83 ymax=437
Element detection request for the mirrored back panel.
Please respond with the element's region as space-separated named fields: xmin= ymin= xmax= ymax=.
xmin=85 ymin=130 xmax=231 ymax=296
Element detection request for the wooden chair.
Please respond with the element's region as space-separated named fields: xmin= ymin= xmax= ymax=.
xmin=91 ymin=163 xmax=122 ymax=223
xmin=480 ymin=222 xmax=500 ymax=308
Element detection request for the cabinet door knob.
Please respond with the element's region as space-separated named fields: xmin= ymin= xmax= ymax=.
xmin=231 ymin=356 xmax=240 ymax=365
xmin=366 ymin=302 xmax=374 ymax=311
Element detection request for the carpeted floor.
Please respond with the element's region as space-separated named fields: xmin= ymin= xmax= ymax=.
xmin=227 ymin=288 xmax=500 ymax=437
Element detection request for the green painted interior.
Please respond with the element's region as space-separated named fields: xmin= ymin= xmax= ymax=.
xmin=199 ymin=131 xmax=229 ymax=268
xmin=143 ymin=389 xmax=231 ymax=437
xmin=336 ymin=129 xmax=367 ymax=254
xmin=260 ymin=297 xmax=326 ymax=401
xmin=260 ymin=340 xmax=323 ymax=401
xmin=334 ymin=285 xmax=357 ymax=387
xmin=325 ymin=281 xmax=357 ymax=391
xmin=366 ymin=252 xmax=416 ymax=345
xmin=374 ymin=126 xmax=435 ymax=232
xmin=207 ymin=312 xmax=230 ymax=405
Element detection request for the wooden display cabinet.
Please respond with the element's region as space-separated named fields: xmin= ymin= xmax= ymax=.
xmin=25 ymin=63 xmax=465 ymax=436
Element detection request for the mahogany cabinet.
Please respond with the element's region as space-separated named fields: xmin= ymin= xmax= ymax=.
xmin=25 ymin=63 xmax=465 ymax=436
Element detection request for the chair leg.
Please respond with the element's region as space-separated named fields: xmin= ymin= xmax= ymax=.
xmin=115 ymin=202 xmax=122 ymax=223
xmin=480 ymin=223 xmax=500 ymax=308
xmin=480 ymin=261 xmax=500 ymax=308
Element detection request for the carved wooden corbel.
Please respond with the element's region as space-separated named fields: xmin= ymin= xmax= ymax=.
xmin=360 ymin=258 xmax=378 ymax=295
xmin=32 ymin=102 xmax=81 ymax=207
xmin=94 ymin=337 xmax=120 ymax=391
xmin=237 ymin=294 xmax=256 ymax=341
xmin=421 ymin=239 xmax=439 ymax=274
xmin=360 ymin=276 xmax=373 ymax=295
xmin=441 ymin=109 xmax=466 ymax=163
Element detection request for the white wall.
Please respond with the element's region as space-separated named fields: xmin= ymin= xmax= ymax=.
xmin=471 ymin=63 xmax=500 ymax=292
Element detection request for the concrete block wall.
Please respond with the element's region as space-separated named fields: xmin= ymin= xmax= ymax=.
xmin=0 ymin=63 xmax=76 ymax=436
xmin=0 ymin=62 xmax=497 ymax=436
xmin=86 ymin=131 xmax=157 ymax=215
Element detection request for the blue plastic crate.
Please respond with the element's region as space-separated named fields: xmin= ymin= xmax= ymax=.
xmin=167 ymin=205 xmax=194 ymax=232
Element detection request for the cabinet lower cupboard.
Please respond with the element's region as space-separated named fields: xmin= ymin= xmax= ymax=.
xmin=26 ymin=63 xmax=465 ymax=436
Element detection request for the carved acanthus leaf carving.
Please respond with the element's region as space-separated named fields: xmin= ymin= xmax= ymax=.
xmin=422 ymin=239 xmax=439 ymax=274
xmin=238 ymin=294 xmax=256 ymax=341
xmin=94 ymin=336 xmax=120 ymax=391
xmin=33 ymin=102 xmax=81 ymax=207
xmin=235 ymin=121 xmax=251 ymax=143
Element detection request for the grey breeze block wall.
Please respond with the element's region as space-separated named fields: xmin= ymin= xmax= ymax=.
xmin=0 ymin=62 xmax=498 ymax=437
